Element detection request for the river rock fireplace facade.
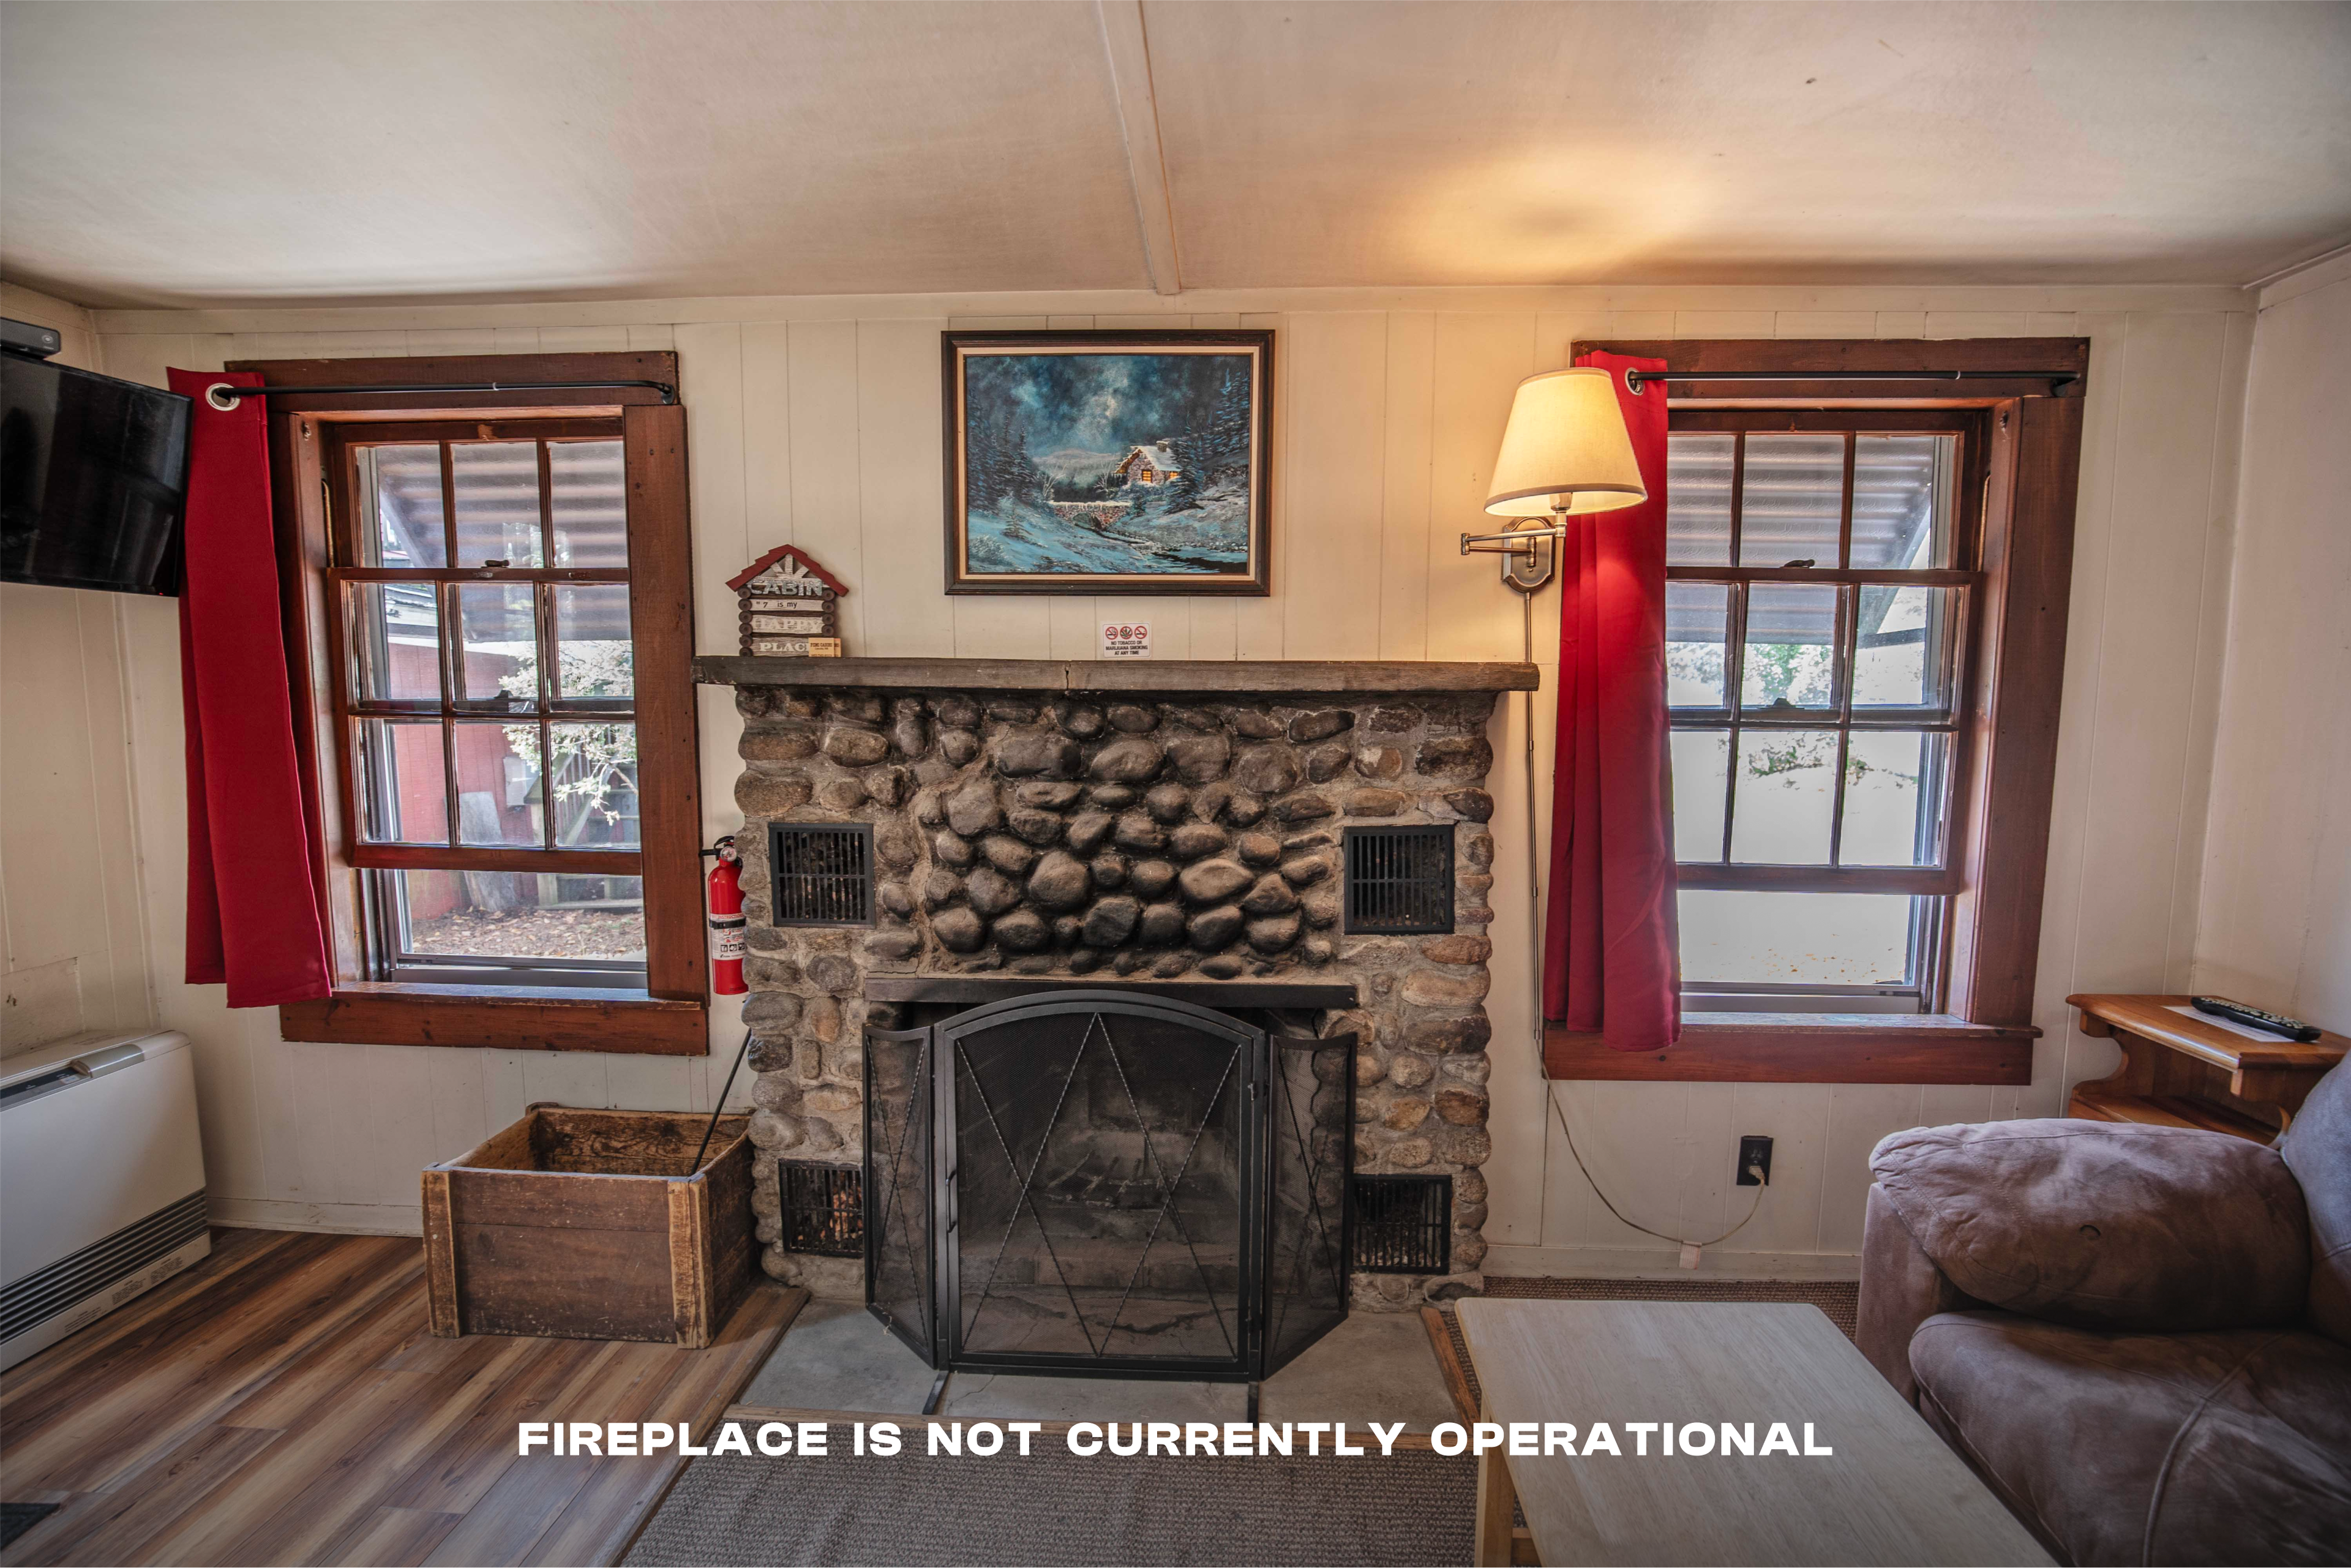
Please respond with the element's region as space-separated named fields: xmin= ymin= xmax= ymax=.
xmin=700 ymin=658 xmax=1529 ymax=1330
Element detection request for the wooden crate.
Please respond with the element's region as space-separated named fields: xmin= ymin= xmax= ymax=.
xmin=421 ymin=1106 xmax=756 ymax=1347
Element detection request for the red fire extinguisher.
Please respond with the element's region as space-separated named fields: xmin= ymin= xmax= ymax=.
xmin=707 ymin=836 xmax=746 ymax=996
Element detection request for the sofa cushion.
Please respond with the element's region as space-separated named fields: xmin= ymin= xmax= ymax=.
xmin=1910 ymin=1311 xmax=2351 ymax=1566
xmin=2279 ymin=1059 xmax=2351 ymax=1345
xmin=1871 ymin=1120 xmax=2308 ymax=1332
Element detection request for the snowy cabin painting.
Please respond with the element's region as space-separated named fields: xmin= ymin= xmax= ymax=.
xmin=945 ymin=331 xmax=1273 ymax=596
xmin=1116 ymin=443 xmax=1180 ymax=487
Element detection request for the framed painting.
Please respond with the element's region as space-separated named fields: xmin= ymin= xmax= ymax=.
xmin=942 ymin=329 xmax=1273 ymax=595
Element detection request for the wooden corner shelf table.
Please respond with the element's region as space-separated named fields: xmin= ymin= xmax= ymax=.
xmin=2065 ymin=992 xmax=2346 ymax=1142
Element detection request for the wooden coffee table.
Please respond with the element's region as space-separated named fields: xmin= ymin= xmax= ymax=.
xmin=1453 ymin=1300 xmax=2052 ymax=1566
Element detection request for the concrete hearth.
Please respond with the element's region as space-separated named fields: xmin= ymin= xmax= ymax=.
xmin=695 ymin=656 xmax=1537 ymax=1315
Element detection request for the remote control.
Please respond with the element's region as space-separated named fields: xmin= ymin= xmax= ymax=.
xmin=2191 ymin=997 xmax=2323 ymax=1043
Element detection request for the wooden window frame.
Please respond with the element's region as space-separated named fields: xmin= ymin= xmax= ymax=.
xmin=244 ymin=353 xmax=709 ymax=1055
xmin=1545 ymin=339 xmax=2090 ymax=1085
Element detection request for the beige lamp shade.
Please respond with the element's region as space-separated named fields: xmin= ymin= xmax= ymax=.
xmin=1483 ymin=366 xmax=1648 ymax=519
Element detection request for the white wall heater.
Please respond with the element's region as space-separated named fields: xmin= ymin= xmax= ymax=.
xmin=1 ymin=1029 xmax=210 ymax=1370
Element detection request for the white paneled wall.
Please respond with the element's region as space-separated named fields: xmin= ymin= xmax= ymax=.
xmin=88 ymin=282 xmax=2254 ymax=1256
xmin=0 ymin=283 xmax=154 ymax=1057
xmin=2192 ymin=259 xmax=2351 ymax=1029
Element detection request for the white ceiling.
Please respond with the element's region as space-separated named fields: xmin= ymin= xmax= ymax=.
xmin=3 ymin=1 xmax=2346 ymax=309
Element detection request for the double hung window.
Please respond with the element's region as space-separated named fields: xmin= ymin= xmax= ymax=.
xmin=1547 ymin=336 xmax=2086 ymax=1082
xmin=329 ymin=421 xmax=646 ymax=989
xmin=1664 ymin=413 xmax=1986 ymax=1013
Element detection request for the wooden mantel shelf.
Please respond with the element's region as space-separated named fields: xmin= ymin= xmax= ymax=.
xmin=694 ymin=656 xmax=1542 ymax=695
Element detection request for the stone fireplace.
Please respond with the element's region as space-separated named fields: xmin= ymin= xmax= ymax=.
xmin=696 ymin=656 xmax=1533 ymax=1326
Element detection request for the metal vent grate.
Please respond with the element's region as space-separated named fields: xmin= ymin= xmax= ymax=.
xmin=1351 ymin=1174 xmax=1450 ymax=1274
xmin=1343 ymin=825 xmax=1454 ymax=934
xmin=0 ymin=1189 xmax=208 ymax=1343
xmin=779 ymin=1161 xmax=863 ymax=1257
xmin=768 ymin=822 xmax=874 ymax=926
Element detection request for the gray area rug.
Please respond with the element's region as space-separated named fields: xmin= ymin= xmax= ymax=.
xmin=625 ymin=1439 xmax=1474 ymax=1566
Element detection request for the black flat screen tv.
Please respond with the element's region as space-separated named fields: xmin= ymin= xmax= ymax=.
xmin=1 ymin=350 xmax=193 ymax=596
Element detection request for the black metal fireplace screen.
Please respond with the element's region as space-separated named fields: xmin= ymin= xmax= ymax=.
xmin=864 ymin=991 xmax=1355 ymax=1382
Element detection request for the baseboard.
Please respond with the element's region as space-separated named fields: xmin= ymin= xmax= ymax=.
xmin=220 ymin=1212 xmax=1865 ymax=1273
xmin=210 ymin=1198 xmax=422 ymax=1237
xmin=1482 ymin=1243 xmax=1862 ymax=1282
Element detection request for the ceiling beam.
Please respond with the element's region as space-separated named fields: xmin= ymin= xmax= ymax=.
xmin=1095 ymin=0 xmax=1183 ymax=298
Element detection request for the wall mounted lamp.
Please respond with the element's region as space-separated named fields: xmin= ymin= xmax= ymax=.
xmin=1460 ymin=366 xmax=1646 ymax=592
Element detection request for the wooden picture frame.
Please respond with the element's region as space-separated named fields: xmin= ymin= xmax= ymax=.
xmin=942 ymin=329 xmax=1273 ymax=596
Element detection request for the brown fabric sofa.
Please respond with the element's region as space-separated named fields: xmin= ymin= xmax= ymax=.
xmin=1858 ymin=1060 xmax=2351 ymax=1566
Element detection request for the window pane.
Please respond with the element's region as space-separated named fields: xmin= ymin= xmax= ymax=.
xmin=451 ymin=441 xmax=543 ymax=567
xmin=354 ymin=444 xmax=445 ymax=568
xmin=1741 ymin=583 xmax=1839 ymax=709
xmin=357 ymin=718 xmax=448 ymax=844
xmin=549 ymin=440 xmax=628 ymax=566
xmin=1679 ymin=890 xmax=1916 ymax=986
xmin=454 ymin=719 xmax=544 ymax=847
xmin=549 ymin=721 xmax=640 ymax=849
xmin=1851 ymin=435 xmax=1954 ymax=569
xmin=553 ymin=583 xmax=634 ymax=700
xmin=348 ymin=582 xmax=441 ymax=703
xmin=392 ymin=869 xmax=645 ymax=964
xmin=1731 ymin=728 xmax=1837 ymax=863
xmin=1854 ymin=585 xmax=1955 ymax=711
xmin=1669 ymin=730 xmax=1729 ymax=862
xmin=1665 ymin=433 xmax=1732 ymax=565
xmin=1739 ymin=433 xmax=1844 ymax=567
xmin=1665 ymin=581 xmax=1729 ymax=708
xmin=455 ymin=583 xmax=539 ymax=707
xmin=1841 ymin=730 xmax=1943 ymax=866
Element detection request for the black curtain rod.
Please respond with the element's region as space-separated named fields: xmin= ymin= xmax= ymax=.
xmin=203 ymin=378 xmax=677 ymax=408
xmin=1622 ymin=368 xmax=2077 ymax=392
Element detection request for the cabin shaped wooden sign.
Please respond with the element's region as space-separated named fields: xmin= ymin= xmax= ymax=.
xmin=729 ymin=545 xmax=848 ymax=656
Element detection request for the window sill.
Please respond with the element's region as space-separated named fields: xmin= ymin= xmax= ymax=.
xmin=1542 ymin=1013 xmax=2036 ymax=1085
xmin=280 ymin=983 xmax=708 ymax=1056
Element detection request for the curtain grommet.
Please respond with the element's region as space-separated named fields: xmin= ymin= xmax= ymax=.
xmin=204 ymin=383 xmax=243 ymax=413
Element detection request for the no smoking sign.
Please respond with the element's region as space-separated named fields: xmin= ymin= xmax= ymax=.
xmin=1099 ymin=620 xmax=1152 ymax=658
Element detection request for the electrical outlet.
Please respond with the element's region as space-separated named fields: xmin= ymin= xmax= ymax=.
xmin=1737 ymin=1135 xmax=1773 ymax=1187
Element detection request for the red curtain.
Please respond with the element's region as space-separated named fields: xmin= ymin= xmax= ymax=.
xmin=168 ymin=369 xmax=331 ymax=1006
xmin=1542 ymin=352 xmax=1681 ymax=1051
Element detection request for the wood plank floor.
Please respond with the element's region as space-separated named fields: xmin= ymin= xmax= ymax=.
xmin=0 ymin=1228 xmax=801 ymax=1567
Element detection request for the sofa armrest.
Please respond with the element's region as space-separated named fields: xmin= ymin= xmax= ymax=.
xmin=1869 ymin=1119 xmax=2310 ymax=1334
xmin=1857 ymin=1182 xmax=1978 ymax=1403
